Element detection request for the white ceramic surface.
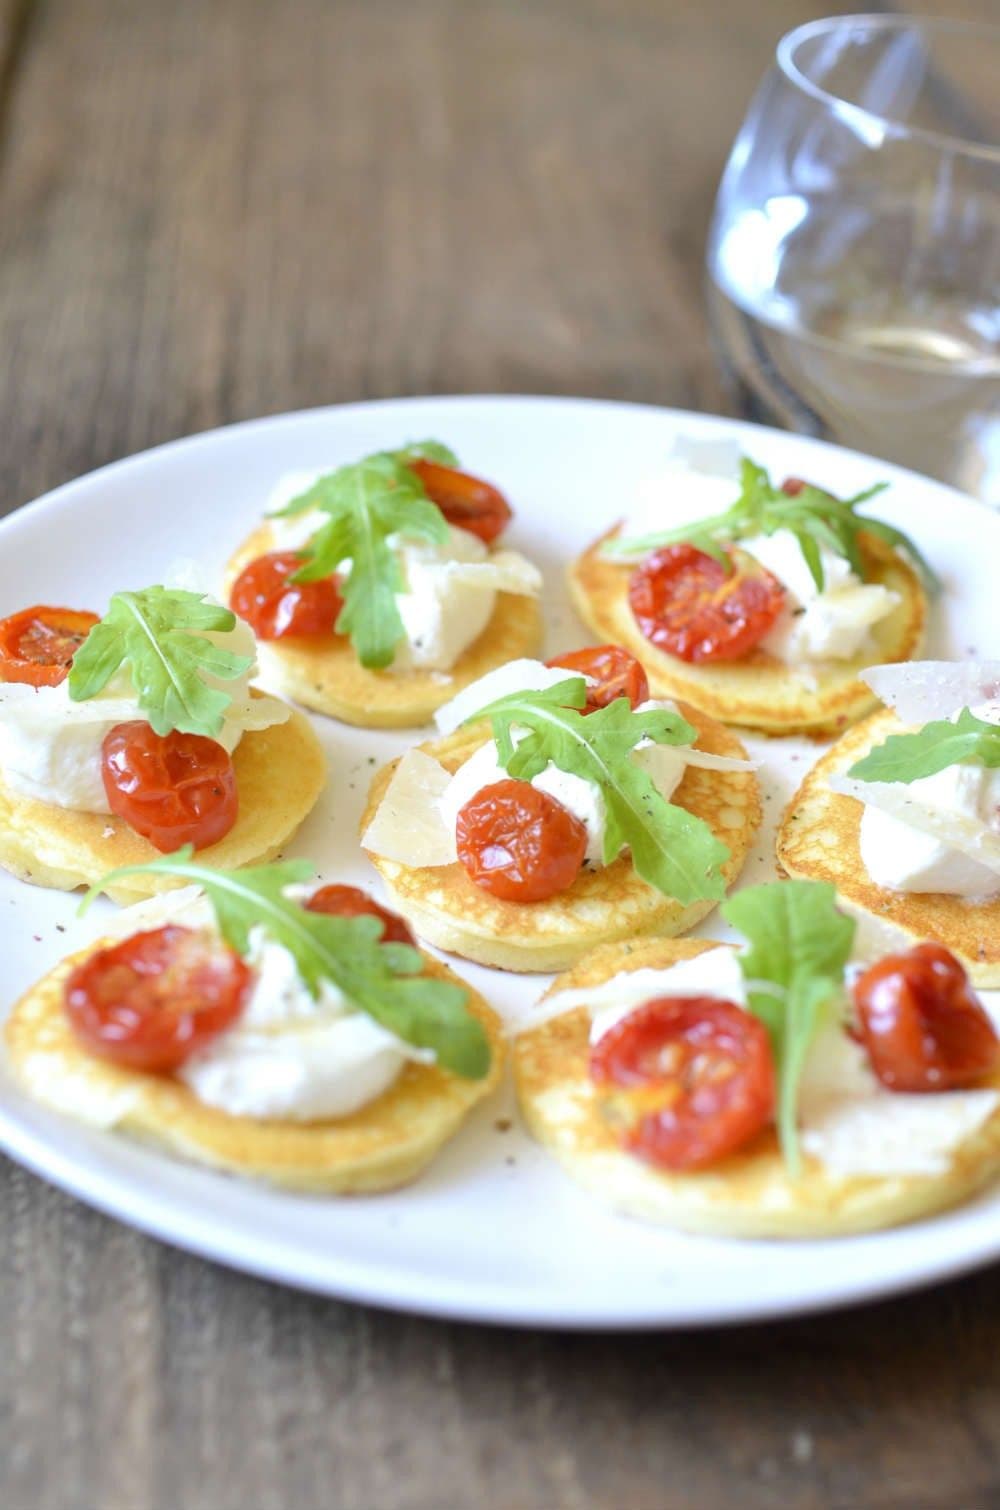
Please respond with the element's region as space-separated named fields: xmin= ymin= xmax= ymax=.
xmin=1 ymin=395 xmax=996 ymax=1329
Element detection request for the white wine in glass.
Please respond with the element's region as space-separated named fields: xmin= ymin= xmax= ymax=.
xmin=707 ymin=16 xmax=1000 ymax=503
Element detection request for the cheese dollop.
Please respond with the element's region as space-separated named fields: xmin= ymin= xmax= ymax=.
xmin=0 ymin=615 xmax=289 ymax=813
xmin=265 ymin=472 xmax=540 ymax=674
xmin=110 ymin=888 xmax=428 ymax=1121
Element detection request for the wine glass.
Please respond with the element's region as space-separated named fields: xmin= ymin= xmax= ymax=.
xmin=706 ymin=14 xmax=1000 ymax=504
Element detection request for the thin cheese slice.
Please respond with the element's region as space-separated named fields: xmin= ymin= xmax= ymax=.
xmin=434 ymin=659 xmax=584 ymax=735
xmin=863 ymin=660 xmax=1000 ymax=724
xmin=361 ymin=749 xmax=457 ymax=867
xmin=434 ymin=550 xmax=542 ymax=596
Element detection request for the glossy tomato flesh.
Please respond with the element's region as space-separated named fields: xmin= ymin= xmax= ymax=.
xmin=102 ymin=722 xmax=238 ymax=852
xmin=306 ymin=883 xmax=416 ymax=945
xmin=853 ymin=943 xmax=1000 ymax=1092
xmin=407 ymin=458 xmax=512 ymax=544
xmin=64 ymin=925 xmax=251 ymax=1072
xmin=546 ymin=644 xmax=649 ymax=712
xmin=590 ymin=996 xmax=776 ymax=1170
xmin=628 ymin=544 xmax=785 ymax=663
xmin=0 ymin=605 xmax=99 ymax=687
xmin=229 ymin=551 xmax=342 ymax=640
xmin=455 ymin=778 xmax=587 ymax=903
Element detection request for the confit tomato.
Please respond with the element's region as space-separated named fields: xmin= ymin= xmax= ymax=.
xmin=455 ymin=778 xmax=587 ymax=903
xmin=407 ymin=458 xmax=512 ymax=544
xmin=590 ymin=996 xmax=776 ymax=1170
xmin=853 ymin=943 xmax=1000 ymax=1092
xmin=628 ymin=544 xmax=785 ymax=664
xmin=0 ymin=605 xmax=99 ymax=687
xmin=781 ymin=477 xmax=809 ymax=496
xmin=101 ymin=722 xmax=238 ymax=852
xmin=306 ymin=883 xmax=416 ymax=945
xmin=229 ymin=551 xmax=343 ymax=640
xmin=64 ymin=925 xmax=251 ymax=1072
xmin=546 ymin=644 xmax=649 ymax=712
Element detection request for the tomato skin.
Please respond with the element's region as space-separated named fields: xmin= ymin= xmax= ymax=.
xmin=306 ymin=883 xmax=416 ymax=945
xmin=455 ymin=778 xmax=587 ymax=902
xmin=546 ymin=645 xmax=649 ymax=712
xmin=101 ymin=722 xmax=238 ymax=852
xmin=407 ymin=458 xmax=512 ymax=544
xmin=229 ymin=552 xmax=343 ymax=640
xmin=590 ymin=996 xmax=776 ymax=1170
xmin=853 ymin=943 xmax=1000 ymax=1092
xmin=64 ymin=925 xmax=251 ymax=1072
xmin=628 ymin=544 xmax=786 ymax=664
xmin=781 ymin=477 xmax=808 ymax=496
xmin=0 ymin=605 xmax=99 ymax=687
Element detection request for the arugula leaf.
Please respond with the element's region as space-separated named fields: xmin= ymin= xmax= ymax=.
xmin=467 ymin=677 xmax=731 ymax=905
xmin=389 ymin=440 xmax=459 ymax=467
xmin=603 ymin=454 xmax=939 ymax=592
xmin=81 ymin=850 xmax=491 ymax=1079
xmin=722 ymin=880 xmax=855 ymax=1175
xmin=67 ymin=587 xmax=252 ymax=738
xmin=848 ymin=707 xmax=1000 ymax=784
xmin=275 ymin=451 xmax=450 ymax=669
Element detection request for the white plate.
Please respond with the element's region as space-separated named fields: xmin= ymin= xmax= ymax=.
xmin=1 ymin=395 xmax=997 ymax=1330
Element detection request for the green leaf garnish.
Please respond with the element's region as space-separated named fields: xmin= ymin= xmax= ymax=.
xmin=722 ymin=880 xmax=855 ymax=1176
xmin=388 ymin=439 xmax=459 ymax=467
xmin=603 ymin=454 xmax=939 ymax=593
xmin=67 ymin=587 xmax=252 ymax=738
xmin=274 ymin=449 xmax=452 ymax=669
xmin=466 ymin=677 xmax=731 ymax=906
xmin=848 ymin=708 xmax=1000 ymax=784
xmin=80 ymin=850 xmax=491 ymax=1078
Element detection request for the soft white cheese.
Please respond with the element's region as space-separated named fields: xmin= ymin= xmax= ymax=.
xmin=263 ymin=472 xmax=540 ymax=675
xmin=859 ymin=803 xmax=1000 ymax=898
xmin=0 ymin=616 xmax=289 ymax=812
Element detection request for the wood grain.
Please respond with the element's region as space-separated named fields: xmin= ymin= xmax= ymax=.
xmin=3 ymin=2 xmax=1000 ymax=1507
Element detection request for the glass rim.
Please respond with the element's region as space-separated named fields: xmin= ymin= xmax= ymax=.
xmin=776 ymin=13 xmax=1000 ymax=164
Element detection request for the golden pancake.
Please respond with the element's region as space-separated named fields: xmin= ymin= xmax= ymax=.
xmin=0 ymin=706 xmax=326 ymax=905
xmin=515 ymin=936 xmax=1000 ymax=1238
xmin=5 ymin=943 xmax=504 ymax=1192
xmin=567 ymin=528 xmax=926 ymax=737
xmin=361 ymin=702 xmax=760 ymax=973
xmin=224 ymin=523 xmax=543 ymax=728
xmin=776 ymin=709 xmax=1000 ymax=986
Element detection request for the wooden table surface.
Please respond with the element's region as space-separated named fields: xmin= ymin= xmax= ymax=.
xmin=2 ymin=2 xmax=999 ymax=1507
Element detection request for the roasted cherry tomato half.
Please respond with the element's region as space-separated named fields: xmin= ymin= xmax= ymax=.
xmin=407 ymin=458 xmax=512 ymax=544
xmin=853 ymin=943 xmax=1000 ymax=1092
xmin=628 ymin=543 xmax=786 ymax=664
xmin=306 ymin=883 xmax=416 ymax=945
xmin=590 ymin=995 xmax=776 ymax=1170
xmin=781 ymin=477 xmax=809 ymax=496
xmin=64 ymin=924 xmax=251 ymax=1072
xmin=455 ymin=778 xmax=587 ymax=903
xmin=101 ymin=722 xmax=239 ymax=853
xmin=0 ymin=605 xmax=99 ymax=687
xmin=229 ymin=551 xmax=343 ymax=640
xmin=546 ymin=644 xmax=649 ymax=712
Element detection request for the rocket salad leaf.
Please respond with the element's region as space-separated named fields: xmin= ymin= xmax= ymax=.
xmin=81 ymin=851 xmax=491 ymax=1078
xmin=67 ymin=587 xmax=252 ymax=738
xmin=466 ymin=677 xmax=731 ymax=906
xmin=722 ymin=880 xmax=855 ymax=1175
xmin=848 ymin=708 xmax=1000 ymax=784
xmin=603 ymin=455 xmax=938 ymax=593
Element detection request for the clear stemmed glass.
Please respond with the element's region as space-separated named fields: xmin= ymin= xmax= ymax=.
xmin=706 ymin=14 xmax=1000 ymax=503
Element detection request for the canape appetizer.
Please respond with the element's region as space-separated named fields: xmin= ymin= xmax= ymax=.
xmin=777 ymin=661 xmax=1000 ymax=984
xmin=0 ymin=588 xmax=324 ymax=902
xmin=5 ymin=853 xmax=502 ymax=1191
xmin=515 ymin=880 xmax=1000 ymax=1237
xmin=568 ymin=447 xmax=930 ymax=736
xmin=360 ymin=648 xmax=760 ymax=972
xmin=224 ymin=442 xmax=543 ymax=728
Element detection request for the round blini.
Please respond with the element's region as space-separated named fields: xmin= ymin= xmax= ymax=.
xmin=224 ymin=523 xmax=543 ymax=728
xmin=5 ymin=944 xmax=504 ymax=1193
xmin=361 ymin=701 xmax=761 ymax=974
xmin=776 ymin=708 xmax=1000 ymax=987
xmin=515 ymin=937 xmax=1000 ymax=1238
xmin=567 ymin=527 xmax=926 ymax=737
xmin=0 ymin=707 xmax=326 ymax=905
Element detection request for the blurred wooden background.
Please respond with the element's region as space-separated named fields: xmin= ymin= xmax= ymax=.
xmin=2 ymin=2 xmax=999 ymax=1507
